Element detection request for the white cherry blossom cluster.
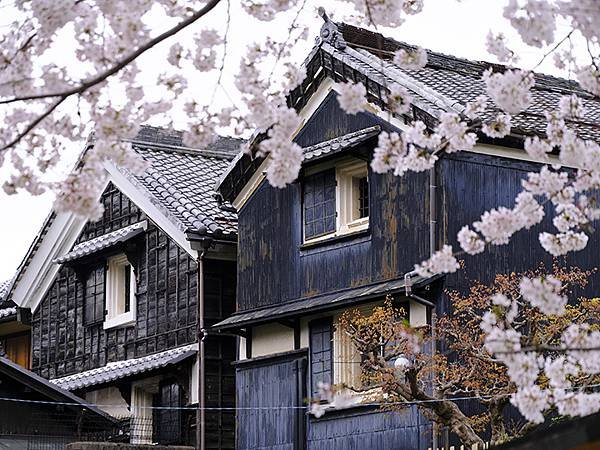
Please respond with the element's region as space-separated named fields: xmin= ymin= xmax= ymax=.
xmin=519 ymin=275 xmax=566 ymax=315
xmin=414 ymin=245 xmax=459 ymax=277
xmin=345 ymin=0 xmax=423 ymax=27
xmin=393 ymin=47 xmax=428 ymax=70
xmin=335 ymin=82 xmax=368 ymax=115
xmin=485 ymin=32 xmax=519 ymax=64
xmin=481 ymin=114 xmax=512 ymax=139
xmin=503 ymin=0 xmax=556 ymax=48
xmin=309 ymin=381 xmax=359 ymax=418
xmin=482 ymin=68 xmax=535 ymax=115
xmin=481 ymin=281 xmax=600 ymax=423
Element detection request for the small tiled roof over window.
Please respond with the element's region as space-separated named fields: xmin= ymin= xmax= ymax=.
xmin=53 ymin=221 xmax=147 ymax=264
xmin=50 ymin=344 xmax=198 ymax=391
xmin=0 ymin=279 xmax=17 ymax=318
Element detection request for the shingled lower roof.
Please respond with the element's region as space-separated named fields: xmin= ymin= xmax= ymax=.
xmin=212 ymin=275 xmax=435 ymax=330
xmin=50 ymin=344 xmax=197 ymax=391
xmin=53 ymin=221 xmax=147 ymax=264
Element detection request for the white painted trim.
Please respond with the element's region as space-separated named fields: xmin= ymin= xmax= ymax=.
xmin=13 ymin=162 xmax=202 ymax=314
xmin=13 ymin=178 xmax=111 ymax=312
xmin=103 ymin=253 xmax=136 ymax=330
xmin=232 ymin=157 xmax=269 ymax=211
xmin=230 ymin=80 xmax=336 ymax=211
xmin=104 ymin=163 xmax=198 ymax=259
xmin=103 ymin=311 xmax=136 ymax=330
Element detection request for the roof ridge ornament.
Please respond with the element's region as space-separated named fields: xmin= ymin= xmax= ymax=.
xmin=317 ymin=7 xmax=346 ymax=50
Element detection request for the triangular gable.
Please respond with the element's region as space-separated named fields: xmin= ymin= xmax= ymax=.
xmin=9 ymin=164 xmax=198 ymax=314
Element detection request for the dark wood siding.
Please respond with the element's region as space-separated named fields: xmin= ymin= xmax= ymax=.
xmin=237 ymin=167 xmax=429 ymax=311
xmin=237 ymin=94 xmax=429 ymax=312
xmin=307 ymin=406 xmax=431 ymax=450
xmin=205 ymin=260 xmax=237 ymax=450
xmin=438 ymin=152 xmax=600 ymax=313
xmin=31 ymin=184 xmax=237 ymax=449
xmin=31 ymin=219 xmax=199 ymax=379
xmin=236 ymin=353 xmax=307 ymax=450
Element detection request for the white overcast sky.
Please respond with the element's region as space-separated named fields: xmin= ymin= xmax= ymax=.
xmin=0 ymin=0 xmax=582 ymax=281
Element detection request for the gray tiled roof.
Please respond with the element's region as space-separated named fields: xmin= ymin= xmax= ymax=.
xmin=53 ymin=221 xmax=147 ymax=264
xmin=0 ymin=307 xmax=16 ymax=319
xmin=336 ymin=23 xmax=600 ymax=142
xmin=212 ymin=275 xmax=434 ymax=330
xmin=121 ymin=127 xmax=242 ymax=237
xmin=304 ymin=126 xmax=381 ymax=161
xmin=50 ymin=344 xmax=197 ymax=391
xmin=0 ymin=280 xmax=11 ymax=300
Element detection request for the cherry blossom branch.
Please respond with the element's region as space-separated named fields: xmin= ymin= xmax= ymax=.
xmin=531 ymin=29 xmax=575 ymax=71
xmin=1 ymin=96 xmax=67 ymax=151
xmin=0 ymin=0 xmax=222 ymax=106
xmin=209 ymin=0 xmax=231 ymax=104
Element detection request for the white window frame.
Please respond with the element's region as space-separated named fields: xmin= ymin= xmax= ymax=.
xmin=131 ymin=384 xmax=154 ymax=445
xmin=303 ymin=158 xmax=370 ymax=244
xmin=103 ymin=253 xmax=136 ymax=330
xmin=336 ymin=160 xmax=369 ymax=235
xmin=331 ymin=299 xmax=428 ymax=402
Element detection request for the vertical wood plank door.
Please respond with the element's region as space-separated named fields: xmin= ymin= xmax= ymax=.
xmin=236 ymin=354 xmax=307 ymax=450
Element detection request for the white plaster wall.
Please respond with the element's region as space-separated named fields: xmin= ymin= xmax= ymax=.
xmin=250 ymin=323 xmax=295 ymax=358
xmin=85 ymin=386 xmax=130 ymax=418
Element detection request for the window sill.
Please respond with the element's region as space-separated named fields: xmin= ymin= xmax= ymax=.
xmin=103 ymin=311 xmax=136 ymax=330
xmin=300 ymin=227 xmax=370 ymax=251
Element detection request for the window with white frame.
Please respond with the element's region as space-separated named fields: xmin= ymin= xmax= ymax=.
xmin=303 ymin=158 xmax=369 ymax=243
xmin=131 ymin=384 xmax=154 ymax=444
xmin=103 ymin=253 xmax=136 ymax=329
xmin=332 ymin=300 xmax=425 ymax=391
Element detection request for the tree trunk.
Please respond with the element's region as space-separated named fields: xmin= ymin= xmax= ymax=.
xmin=428 ymin=398 xmax=485 ymax=447
xmin=489 ymin=398 xmax=508 ymax=444
xmin=402 ymin=372 xmax=485 ymax=447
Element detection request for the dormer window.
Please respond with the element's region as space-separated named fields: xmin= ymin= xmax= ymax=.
xmin=103 ymin=253 xmax=136 ymax=330
xmin=303 ymin=159 xmax=370 ymax=243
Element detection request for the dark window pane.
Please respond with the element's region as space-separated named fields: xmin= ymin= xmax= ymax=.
xmin=358 ymin=176 xmax=369 ymax=218
xmin=124 ymin=264 xmax=131 ymax=313
xmin=309 ymin=318 xmax=333 ymax=397
xmin=84 ymin=265 xmax=105 ymax=325
xmin=154 ymin=381 xmax=182 ymax=444
xmin=304 ymin=169 xmax=336 ymax=239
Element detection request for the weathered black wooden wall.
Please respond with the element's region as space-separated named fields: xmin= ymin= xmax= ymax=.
xmin=235 ymin=351 xmax=307 ymax=450
xmin=237 ymin=96 xmax=429 ymax=311
xmin=30 ymin=184 xmax=237 ymax=448
xmin=307 ymin=406 xmax=430 ymax=450
xmin=438 ymin=152 xmax=600 ymax=312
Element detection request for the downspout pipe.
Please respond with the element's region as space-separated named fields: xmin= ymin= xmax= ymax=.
xmin=196 ymin=238 xmax=213 ymax=450
xmin=429 ymin=166 xmax=437 ymax=258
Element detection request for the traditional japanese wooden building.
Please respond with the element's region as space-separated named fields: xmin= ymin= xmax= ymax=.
xmin=0 ymin=355 xmax=119 ymax=449
xmin=212 ymin=15 xmax=600 ymax=450
xmin=0 ymin=279 xmax=32 ymax=369
xmin=4 ymin=126 xmax=240 ymax=448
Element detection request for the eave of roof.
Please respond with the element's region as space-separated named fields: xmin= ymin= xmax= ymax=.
xmin=50 ymin=344 xmax=197 ymax=391
xmin=0 ymin=356 xmax=118 ymax=426
xmin=211 ymin=275 xmax=436 ymax=331
xmin=53 ymin=221 xmax=147 ymax=264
